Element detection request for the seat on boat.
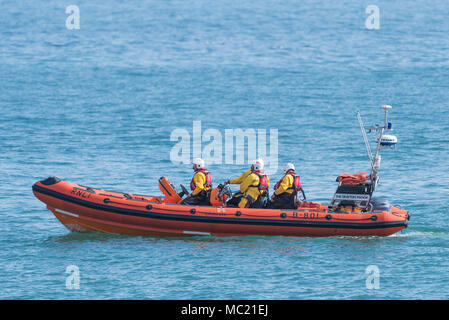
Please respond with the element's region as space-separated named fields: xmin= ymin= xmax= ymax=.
xmin=158 ymin=177 xmax=182 ymax=204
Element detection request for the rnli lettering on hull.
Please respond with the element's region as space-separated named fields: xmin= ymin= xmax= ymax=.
xmin=70 ymin=188 xmax=91 ymax=199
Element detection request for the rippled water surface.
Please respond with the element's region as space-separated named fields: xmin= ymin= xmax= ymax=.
xmin=1 ymin=0 xmax=449 ymax=299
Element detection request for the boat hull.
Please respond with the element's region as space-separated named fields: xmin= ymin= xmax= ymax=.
xmin=32 ymin=178 xmax=409 ymax=237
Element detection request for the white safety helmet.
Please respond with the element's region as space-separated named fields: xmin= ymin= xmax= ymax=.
xmin=283 ymin=163 xmax=295 ymax=173
xmin=251 ymin=158 xmax=264 ymax=171
xmin=192 ymin=157 xmax=205 ymax=170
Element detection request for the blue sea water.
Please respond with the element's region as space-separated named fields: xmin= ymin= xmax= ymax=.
xmin=1 ymin=0 xmax=449 ymax=299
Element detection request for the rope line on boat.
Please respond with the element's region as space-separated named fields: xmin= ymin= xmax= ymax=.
xmin=97 ymin=197 xmax=380 ymax=222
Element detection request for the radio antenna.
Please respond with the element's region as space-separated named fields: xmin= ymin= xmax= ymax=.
xmin=358 ymin=105 xmax=397 ymax=191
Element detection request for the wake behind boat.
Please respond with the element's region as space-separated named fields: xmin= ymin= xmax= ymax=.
xmin=32 ymin=106 xmax=409 ymax=237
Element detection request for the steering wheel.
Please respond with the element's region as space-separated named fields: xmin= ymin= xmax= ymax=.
xmin=179 ymin=184 xmax=190 ymax=197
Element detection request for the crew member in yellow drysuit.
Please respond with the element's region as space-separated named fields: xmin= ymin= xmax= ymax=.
xmin=268 ymin=163 xmax=301 ymax=209
xmin=182 ymin=158 xmax=212 ymax=206
xmin=224 ymin=159 xmax=269 ymax=208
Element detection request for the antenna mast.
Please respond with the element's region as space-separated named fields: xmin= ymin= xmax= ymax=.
xmin=358 ymin=105 xmax=397 ymax=191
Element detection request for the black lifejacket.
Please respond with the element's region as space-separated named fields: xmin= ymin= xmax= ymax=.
xmin=190 ymin=169 xmax=212 ymax=191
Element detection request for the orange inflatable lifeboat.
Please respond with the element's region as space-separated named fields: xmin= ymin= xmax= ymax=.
xmin=32 ymin=106 xmax=408 ymax=237
xmin=32 ymin=176 xmax=409 ymax=237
